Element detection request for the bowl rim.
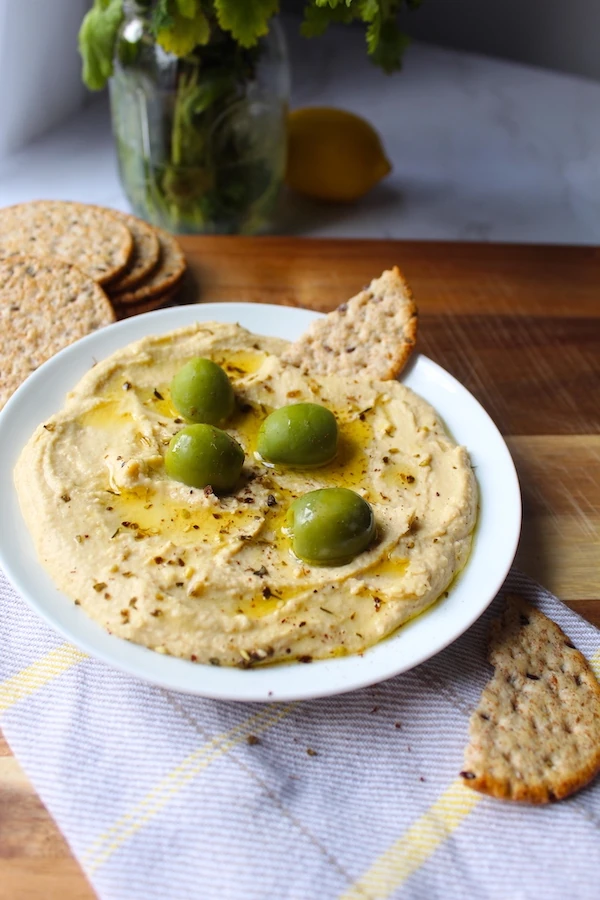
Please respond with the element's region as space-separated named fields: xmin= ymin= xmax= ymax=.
xmin=0 ymin=302 xmax=521 ymax=701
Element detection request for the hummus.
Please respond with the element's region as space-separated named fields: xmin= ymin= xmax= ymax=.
xmin=14 ymin=322 xmax=477 ymax=667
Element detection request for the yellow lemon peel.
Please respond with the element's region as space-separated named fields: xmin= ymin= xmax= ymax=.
xmin=286 ymin=107 xmax=392 ymax=203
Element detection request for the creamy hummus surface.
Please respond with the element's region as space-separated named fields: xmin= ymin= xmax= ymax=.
xmin=14 ymin=322 xmax=478 ymax=667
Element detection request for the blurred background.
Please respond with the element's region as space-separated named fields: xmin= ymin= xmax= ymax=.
xmin=1 ymin=0 xmax=599 ymax=243
xmin=404 ymin=0 xmax=600 ymax=79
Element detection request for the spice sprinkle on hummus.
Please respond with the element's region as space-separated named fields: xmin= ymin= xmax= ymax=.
xmin=14 ymin=322 xmax=477 ymax=667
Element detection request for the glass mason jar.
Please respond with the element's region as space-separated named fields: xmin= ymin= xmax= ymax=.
xmin=109 ymin=3 xmax=290 ymax=234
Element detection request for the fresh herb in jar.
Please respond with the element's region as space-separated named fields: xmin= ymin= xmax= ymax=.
xmin=79 ymin=1 xmax=418 ymax=89
xmin=78 ymin=1 xmax=420 ymax=233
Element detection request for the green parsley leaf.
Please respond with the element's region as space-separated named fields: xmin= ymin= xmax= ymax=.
xmin=152 ymin=0 xmax=174 ymax=33
xmin=303 ymin=0 xmax=410 ymax=73
xmin=175 ymin=0 xmax=199 ymax=18
xmin=156 ymin=8 xmax=210 ymax=55
xmin=78 ymin=0 xmax=124 ymax=91
xmin=358 ymin=0 xmax=379 ymax=20
xmin=367 ymin=16 xmax=408 ymax=73
xmin=301 ymin=2 xmax=358 ymax=38
xmin=214 ymin=0 xmax=280 ymax=48
xmin=313 ymin=0 xmax=376 ymax=13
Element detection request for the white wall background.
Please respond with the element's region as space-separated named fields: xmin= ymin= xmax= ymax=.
xmin=402 ymin=0 xmax=600 ymax=81
xmin=0 ymin=0 xmax=89 ymax=160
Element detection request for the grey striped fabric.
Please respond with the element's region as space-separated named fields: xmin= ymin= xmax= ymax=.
xmin=1 ymin=568 xmax=599 ymax=900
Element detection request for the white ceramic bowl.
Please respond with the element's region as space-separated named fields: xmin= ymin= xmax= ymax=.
xmin=0 ymin=303 xmax=521 ymax=701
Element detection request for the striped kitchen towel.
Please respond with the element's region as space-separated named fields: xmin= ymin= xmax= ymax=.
xmin=1 ymin=567 xmax=599 ymax=900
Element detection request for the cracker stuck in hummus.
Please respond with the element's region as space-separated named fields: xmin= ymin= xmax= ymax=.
xmin=14 ymin=318 xmax=477 ymax=668
xmin=281 ymin=267 xmax=417 ymax=381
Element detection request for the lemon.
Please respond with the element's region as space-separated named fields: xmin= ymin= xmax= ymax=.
xmin=285 ymin=107 xmax=392 ymax=203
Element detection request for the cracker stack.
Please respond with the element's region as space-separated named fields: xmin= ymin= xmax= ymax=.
xmin=0 ymin=200 xmax=188 ymax=409
xmin=106 ymin=220 xmax=187 ymax=316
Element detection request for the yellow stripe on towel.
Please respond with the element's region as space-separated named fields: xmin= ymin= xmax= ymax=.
xmin=339 ymin=779 xmax=482 ymax=900
xmin=84 ymin=702 xmax=295 ymax=874
xmin=341 ymin=645 xmax=600 ymax=900
xmin=0 ymin=643 xmax=87 ymax=713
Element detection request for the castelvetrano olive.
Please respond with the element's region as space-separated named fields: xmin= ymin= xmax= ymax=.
xmin=165 ymin=424 xmax=243 ymax=492
xmin=257 ymin=402 xmax=338 ymax=467
xmin=170 ymin=357 xmax=235 ymax=425
xmin=286 ymin=487 xmax=376 ymax=566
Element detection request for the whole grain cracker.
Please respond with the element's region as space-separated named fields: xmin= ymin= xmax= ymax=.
xmin=110 ymin=227 xmax=186 ymax=304
xmin=281 ymin=266 xmax=418 ymax=381
xmin=0 ymin=201 xmax=133 ymax=284
xmin=111 ymin=286 xmax=181 ymax=320
xmin=106 ymin=212 xmax=160 ymax=292
xmin=0 ymin=256 xmax=115 ymax=410
xmin=461 ymin=595 xmax=600 ymax=803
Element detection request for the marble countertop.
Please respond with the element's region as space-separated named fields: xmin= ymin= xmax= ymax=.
xmin=2 ymin=23 xmax=600 ymax=244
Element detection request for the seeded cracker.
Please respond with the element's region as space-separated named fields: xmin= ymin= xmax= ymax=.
xmin=0 ymin=256 xmax=115 ymax=410
xmin=110 ymin=227 xmax=186 ymax=304
xmin=112 ymin=286 xmax=180 ymax=319
xmin=281 ymin=266 xmax=418 ymax=381
xmin=107 ymin=211 xmax=160 ymax=292
xmin=0 ymin=201 xmax=133 ymax=284
xmin=461 ymin=595 xmax=600 ymax=803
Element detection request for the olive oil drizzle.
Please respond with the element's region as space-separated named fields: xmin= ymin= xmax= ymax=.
xmin=80 ymin=351 xmax=416 ymax=622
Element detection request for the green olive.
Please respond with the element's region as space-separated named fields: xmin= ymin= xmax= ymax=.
xmin=170 ymin=358 xmax=235 ymax=425
xmin=256 ymin=402 xmax=338 ymax=467
xmin=286 ymin=488 xmax=376 ymax=566
xmin=165 ymin=424 xmax=244 ymax=492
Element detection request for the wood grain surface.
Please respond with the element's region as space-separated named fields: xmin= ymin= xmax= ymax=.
xmin=2 ymin=237 xmax=599 ymax=900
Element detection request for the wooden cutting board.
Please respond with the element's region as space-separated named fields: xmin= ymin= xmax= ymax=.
xmin=1 ymin=237 xmax=599 ymax=900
